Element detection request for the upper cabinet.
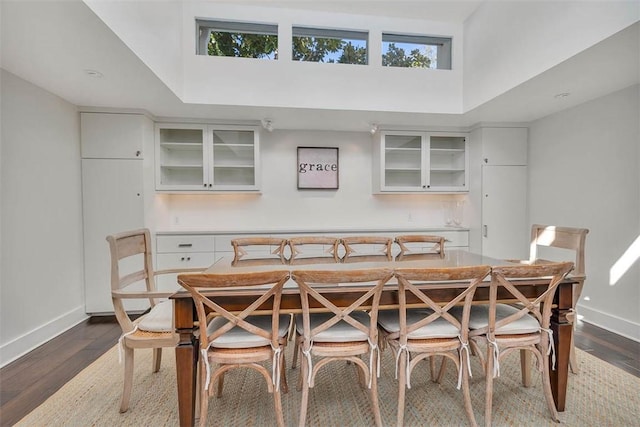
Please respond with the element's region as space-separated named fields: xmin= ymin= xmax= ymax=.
xmin=81 ymin=112 xmax=149 ymax=159
xmin=373 ymin=131 xmax=468 ymax=193
xmin=155 ymin=124 xmax=260 ymax=192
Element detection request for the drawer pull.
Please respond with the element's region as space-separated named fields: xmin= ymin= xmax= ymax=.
xmin=178 ymin=243 xmax=193 ymax=248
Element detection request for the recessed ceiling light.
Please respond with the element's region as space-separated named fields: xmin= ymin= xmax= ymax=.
xmin=84 ymin=69 xmax=103 ymax=78
xmin=554 ymin=92 xmax=570 ymax=99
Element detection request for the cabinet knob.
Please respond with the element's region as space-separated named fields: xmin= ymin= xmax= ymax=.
xmin=180 ymin=257 xmax=185 ymax=261
xmin=209 ymin=184 xmax=212 ymax=188
xmin=203 ymin=183 xmax=207 ymax=188
xmin=136 ymin=150 xmax=141 ymax=157
xmin=484 ymin=158 xmax=488 ymax=163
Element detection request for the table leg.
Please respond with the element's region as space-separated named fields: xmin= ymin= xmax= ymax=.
xmin=550 ymin=281 xmax=573 ymax=412
xmin=174 ymin=298 xmax=198 ymax=427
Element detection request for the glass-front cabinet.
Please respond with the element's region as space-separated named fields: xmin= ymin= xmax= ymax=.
xmin=374 ymin=131 xmax=468 ymax=193
xmin=156 ymin=124 xmax=260 ymax=191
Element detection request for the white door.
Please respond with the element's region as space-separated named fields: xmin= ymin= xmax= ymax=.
xmin=82 ymin=159 xmax=145 ymax=313
xmin=482 ymin=165 xmax=528 ymax=259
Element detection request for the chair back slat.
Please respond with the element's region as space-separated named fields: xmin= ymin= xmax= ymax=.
xmin=231 ymin=237 xmax=288 ymax=262
xmin=395 ymin=234 xmax=445 ymax=260
xmin=178 ymin=271 xmax=290 ymax=350
xmin=289 ymin=236 xmax=341 ymax=262
xmin=489 ymin=262 xmax=574 ymax=333
xmin=392 ymin=265 xmax=491 ymax=344
xmin=530 ymin=224 xmax=588 ymax=276
xmin=341 ymin=236 xmax=393 ymax=260
xmin=292 ymin=268 xmax=393 ymax=341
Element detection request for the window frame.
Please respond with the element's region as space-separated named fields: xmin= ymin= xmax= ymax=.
xmin=196 ymin=19 xmax=279 ymax=59
xmin=292 ymin=26 xmax=369 ymax=65
xmin=382 ymin=32 xmax=452 ymax=70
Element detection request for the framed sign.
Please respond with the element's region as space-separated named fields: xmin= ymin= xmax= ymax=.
xmin=297 ymin=147 xmax=339 ymax=189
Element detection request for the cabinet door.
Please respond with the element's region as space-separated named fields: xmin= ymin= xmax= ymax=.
xmin=427 ymin=133 xmax=468 ymax=192
xmin=209 ymin=127 xmax=260 ymax=190
xmin=481 ymin=128 xmax=527 ymax=166
xmin=82 ymin=159 xmax=145 ymax=313
xmin=380 ymin=132 xmax=426 ymax=191
xmin=81 ymin=113 xmax=146 ymax=159
xmin=481 ymin=165 xmax=528 ymax=259
xmin=155 ymin=124 xmax=207 ymax=190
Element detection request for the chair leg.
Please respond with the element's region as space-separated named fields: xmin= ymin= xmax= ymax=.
xmin=369 ymin=366 xmax=383 ymax=427
xmin=216 ymin=373 xmax=225 ymax=398
xmin=120 ymin=346 xmax=134 ymax=413
xmin=460 ymin=351 xmax=478 ymax=427
xmin=396 ymin=351 xmax=407 ymax=427
xmin=273 ymin=386 xmax=285 ymax=427
xmin=152 ymin=348 xmax=162 ymax=373
xmin=280 ymin=351 xmax=289 ymax=394
xmin=569 ymin=335 xmax=579 ymax=374
xmin=484 ymin=347 xmax=495 ymax=427
xmin=520 ymin=349 xmax=532 ymax=387
xmin=298 ymin=359 xmax=310 ymax=427
xmin=436 ymin=356 xmax=448 ymax=384
xmin=199 ymin=361 xmax=210 ymax=427
xmin=292 ymin=335 xmax=300 ymax=369
xmin=540 ymin=352 xmax=560 ymax=422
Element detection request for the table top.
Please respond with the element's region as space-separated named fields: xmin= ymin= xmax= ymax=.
xmin=205 ymin=249 xmax=512 ymax=275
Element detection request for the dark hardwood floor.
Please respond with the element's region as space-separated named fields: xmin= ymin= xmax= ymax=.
xmin=1 ymin=318 xmax=638 ymax=426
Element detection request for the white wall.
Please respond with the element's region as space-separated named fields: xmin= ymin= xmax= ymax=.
xmin=464 ymin=1 xmax=640 ymax=111
xmin=0 ymin=70 xmax=87 ymax=366
xmin=528 ymin=84 xmax=640 ymax=341
xmin=157 ymin=130 xmax=467 ymax=231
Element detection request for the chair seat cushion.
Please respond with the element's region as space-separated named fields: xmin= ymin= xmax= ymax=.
xmin=377 ymin=309 xmax=460 ymax=339
xmin=137 ymin=300 xmax=173 ymax=332
xmin=207 ymin=314 xmax=291 ymax=349
xmin=466 ymin=304 xmax=540 ymax=334
xmin=295 ymin=311 xmax=370 ymax=342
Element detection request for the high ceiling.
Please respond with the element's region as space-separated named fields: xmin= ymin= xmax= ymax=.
xmin=1 ymin=0 xmax=638 ymax=131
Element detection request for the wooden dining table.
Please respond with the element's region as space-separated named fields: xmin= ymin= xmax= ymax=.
xmin=171 ymin=250 xmax=576 ymax=427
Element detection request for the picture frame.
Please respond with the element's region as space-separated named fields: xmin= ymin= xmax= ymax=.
xmin=297 ymin=147 xmax=339 ymax=189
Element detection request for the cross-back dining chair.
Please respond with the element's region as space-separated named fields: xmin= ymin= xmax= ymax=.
xmin=509 ymin=224 xmax=588 ymax=373
xmin=106 ymin=228 xmax=204 ymax=413
xmin=341 ymin=236 xmax=394 ymax=261
xmin=394 ymin=234 xmax=446 ymax=260
xmin=291 ymin=268 xmax=394 ymax=427
xmin=231 ymin=237 xmax=288 ymax=263
xmin=288 ymin=236 xmax=341 ymax=263
xmin=177 ymin=270 xmax=291 ymax=427
xmin=378 ymin=265 xmax=492 ymax=427
xmin=465 ymin=262 xmax=574 ymax=427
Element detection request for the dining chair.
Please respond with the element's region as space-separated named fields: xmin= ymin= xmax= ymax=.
xmin=288 ymin=236 xmax=341 ymax=263
xmin=231 ymin=237 xmax=288 ymax=263
xmin=291 ymin=268 xmax=394 ymax=427
xmin=464 ymin=262 xmax=574 ymax=426
xmin=394 ymin=235 xmax=446 ymax=260
xmin=528 ymin=224 xmax=588 ymax=373
xmin=378 ymin=265 xmax=492 ymax=427
xmin=106 ymin=228 xmax=204 ymax=413
xmin=341 ymin=236 xmax=394 ymax=261
xmin=177 ymin=270 xmax=291 ymax=427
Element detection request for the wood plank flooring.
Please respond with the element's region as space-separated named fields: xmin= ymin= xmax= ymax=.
xmin=1 ymin=318 xmax=638 ymax=426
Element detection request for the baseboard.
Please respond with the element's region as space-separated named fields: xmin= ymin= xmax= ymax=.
xmin=0 ymin=306 xmax=88 ymax=368
xmin=578 ymin=303 xmax=640 ymax=342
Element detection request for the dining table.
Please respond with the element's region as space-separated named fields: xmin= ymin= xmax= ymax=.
xmin=171 ymin=249 xmax=576 ymax=427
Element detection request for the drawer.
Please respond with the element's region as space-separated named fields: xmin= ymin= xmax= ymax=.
xmin=156 ymin=235 xmax=214 ymax=253
xmin=156 ymin=251 xmax=215 ymax=268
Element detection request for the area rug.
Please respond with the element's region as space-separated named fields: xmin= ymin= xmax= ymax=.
xmin=17 ymin=343 xmax=640 ymax=426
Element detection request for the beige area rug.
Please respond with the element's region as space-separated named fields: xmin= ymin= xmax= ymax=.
xmin=17 ymin=342 xmax=640 ymax=427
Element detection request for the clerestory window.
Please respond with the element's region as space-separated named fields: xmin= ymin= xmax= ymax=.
xmin=382 ymin=33 xmax=452 ymax=69
xmin=292 ymin=27 xmax=368 ymax=65
xmin=196 ymin=19 xmax=278 ymax=59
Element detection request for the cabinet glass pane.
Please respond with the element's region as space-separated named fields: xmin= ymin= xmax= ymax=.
xmin=384 ymin=170 xmax=422 ymax=187
xmin=212 ymin=130 xmax=255 ymax=186
xmin=429 ymin=136 xmax=466 ymax=189
xmin=159 ymin=128 xmax=205 ymax=186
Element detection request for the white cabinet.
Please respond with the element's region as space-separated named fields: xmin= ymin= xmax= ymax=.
xmin=155 ymin=124 xmax=260 ymax=192
xmin=80 ymin=113 xmax=146 ymax=159
xmin=81 ymin=113 xmax=153 ymax=313
xmin=155 ymin=235 xmax=216 ymax=291
xmin=373 ymin=131 xmax=468 ymax=193
xmin=468 ymin=126 xmax=529 ymax=259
